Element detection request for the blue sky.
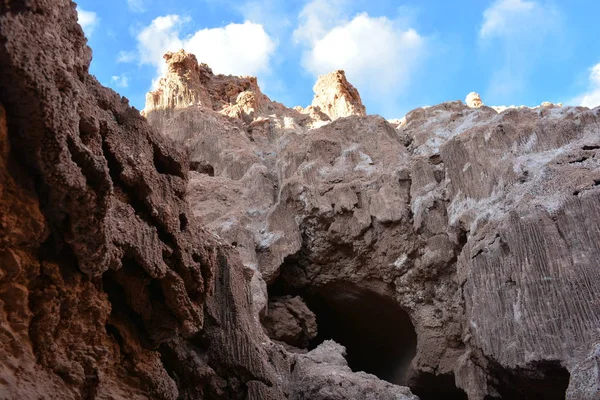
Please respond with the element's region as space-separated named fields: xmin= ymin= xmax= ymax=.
xmin=75 ymin=0 xmax=600 ymax=119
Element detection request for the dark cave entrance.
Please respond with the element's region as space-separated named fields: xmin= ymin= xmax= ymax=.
xmin=407 ymin=371 xmax=468 ymax=400
xmin=306 ymin=282 xmax=418 ymax=384
xmin=267 ymin=259 xmax=470 ymax=400
xmin=269 ymin=278 xmax=418 ymax=386
xmin=484 ymin=360 xmax=570 ymax=400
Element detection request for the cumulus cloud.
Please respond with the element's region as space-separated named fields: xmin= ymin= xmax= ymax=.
xmin=572 ymin=63 xmax=600 ymax=108
xmin=76 ymin=7 xmax=99 ymax=37
xmin=479 ymin=0 xmax=563 ymax=100
xmin=294 ymin=0 xmax=427 ymax=116
xmin=111 ymin=74 xmax=130 ymax=88
xmin=134 ymin=15 xmax=276 ymax=86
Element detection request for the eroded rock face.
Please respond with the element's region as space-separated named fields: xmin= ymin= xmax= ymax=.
xmin=144 ymin=48 xmax=600 ymax=400
xmin=309 ymin=70 xmax=367 ymax=120
xmin=0 ymin=2 xmax=284 ymax=399
xmin=0 ymin=2 xmax=423 ymax=400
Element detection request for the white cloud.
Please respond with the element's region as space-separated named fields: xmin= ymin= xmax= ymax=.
xmin=135 ymin=15 xmax=276 ymax=85
xmin=127 ymin=0 xmax=146 ymax=13
xmin=185 ymin=23 xmax=276 ymax=76
xmin=294 ymin=0 xmax=427 ymax=116
xmin=136 ymin=15 xmax=184 ymax=73
xmin=76 ymin=7 xmax=99 ymax=37
xmin=111 ymin=74 xmax=130 ymax=88
xmin=572 ymin=63 xmax=600 ymax=109
xmin=479 ymin=0 xmax=563 ymax=100
xmin=480 ymin=0 xmax=537 ymax=38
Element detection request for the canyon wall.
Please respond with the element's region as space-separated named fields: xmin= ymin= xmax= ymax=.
xmin=0 ymin=1 xmax=599 ymax=399
xmin=0 ymin=2 xmax=418 ymax=399
xmin=144 ymin=49 xmax=600 ymax=400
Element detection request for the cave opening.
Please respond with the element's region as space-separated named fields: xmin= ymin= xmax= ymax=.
xmin=484 ymin=360 xmax=570 ymax=400
xmin=306 ymin=282 xmax=418 ymax=385
xmin=269 ymin=278 xmax=418 ymax=386
xmin=407 ymin=371 xmax=468 ymax=400
xmin=267 ymin=263 xmax=470 ymax=400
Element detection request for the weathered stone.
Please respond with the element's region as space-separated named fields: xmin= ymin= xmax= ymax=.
xmin=145 ymin=48 xmax=600 ymax=400
xmin=0 ymin=3 xmax=289 ymax=399
xmin=262 ymin=296 xmax=317 ymax=348
xmin=310 ymin=70 xmax=367 ymax=120
xmin=2 ymin=1 xmax=600 ymax=399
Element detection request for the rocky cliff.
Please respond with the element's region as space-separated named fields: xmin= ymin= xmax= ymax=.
xmin=0 ymin=2 xmax=599 ymax=400
xmin=0 ymin=2 xmax=418 ymax=400
xmin=144 ymin=49 xmax=600 ymax=400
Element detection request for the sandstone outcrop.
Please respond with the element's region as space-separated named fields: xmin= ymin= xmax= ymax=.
xmin=144 ymin=49 xmax=600 ymax=400
xmin=309 ymin=70 xmax=367 ymax=120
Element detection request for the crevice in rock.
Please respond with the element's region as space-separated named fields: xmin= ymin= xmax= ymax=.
xmin=484 ymin=360 xmax=570 ymax=400
xmin=582 ymin=145 xmax=600 ymax=150
xmin=190 ymin=160 xmax=215 ymax=176
xmin=81 ymin=362 xmax=100 ymax=400
xmin=101 ymin=134 xmax=173 ymax=245
xmin=102 ymin=266 xmax=152 ymax=348
xmin=105 ymin=323 xmax=125 ymax=349
xmin=569 ymin=156 xmax=589 ymax=164
xmin=66 ymin=135 xmax=109 ymax=191
xmin=407 ymin=371 xmax=467 ymax=400
xmin=153 ymin=143 xmax=185 ymax=178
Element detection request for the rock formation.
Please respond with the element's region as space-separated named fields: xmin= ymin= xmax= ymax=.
xmin=143 ymin=50 xmax=600 ymax=400
xmin=1 ymin=2 xmax=599 ymax=400
xmin=465 ymin=92 xmax=483 ymax=108
xmin=308 ymin=70 xmax=367 ymax=120
xmin=0 ymin=2 xmax=416 ymax=400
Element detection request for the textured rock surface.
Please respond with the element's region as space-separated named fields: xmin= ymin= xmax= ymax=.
xmin=0 ymin=2 xmax=420 ymax=400
xmin=2 ymin=2 xmax=600 ymax=399
xmin=308 ymin=70 xmax=367 ymax=120
xmin=262 ymin=296 xmax=317 ymax=349
xmin=0 ymin=2 xmax=282 ymax=399
xmin=144 ymin=49 xmax=600 ymax=399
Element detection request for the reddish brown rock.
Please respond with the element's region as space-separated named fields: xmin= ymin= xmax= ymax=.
xmin=262 ymin=296 xmax=317 ymax=349
xmin=0 ymin=2 xmax=420 ymax=400
xmin=0 ymin=2 xmax=286 ymax=399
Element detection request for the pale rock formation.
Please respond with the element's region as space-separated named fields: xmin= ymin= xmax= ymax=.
xmin=465 ymin=92 xmax=483 ymax=108
xmin=310 ymin=70 xmax=367 ymax=120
